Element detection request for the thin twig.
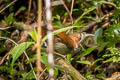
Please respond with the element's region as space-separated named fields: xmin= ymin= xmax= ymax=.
xmin=0 ymin=27 xmax=10 ymax=30
xmin=70 ymin=0 xmax=74 ymax=15
xmin=27 ymin=0 xmax=32 ymax=23
xmin=0 ymin=50 xmax=10 ymax=65
xmin=0 ymin=36 xmax=37 ymax=79
xmin=54 ymin=52 xmax=66 ymax=59
xmin=0 ymin=0 xmax=17 ymax=13
xmin=39 ymin=68 xmax=47 ymax=79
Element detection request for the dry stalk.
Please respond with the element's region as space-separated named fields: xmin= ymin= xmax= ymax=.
xmin=70 ymin=0 xmax=74 ymax=15
xmin=45 ymin=0 xmax=54 ymax=80
xmin=36 ymin=0 xmax=43 ymax=79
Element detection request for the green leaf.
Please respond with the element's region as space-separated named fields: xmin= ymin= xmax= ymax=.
xmin=96 ymin=73 xmax=106 ymax=79
xmin=20 ymin=6 xmax=26 ymax=11
xmin=77 ymin=58 xmax=102 ymax=66
xmin=26 ymin=58 xmax=33 ymax=64
xmin=77 ymin=46 xmax=97 ymax=58
xmin=54 ymin=68 xmax=58 ymax=78
xmin=22 ymin=70 xmax=35 ymax=80
xmin=84 ymin=16 xmax=101 ymax=23
xmin=10 ymin=42 xmax=35 ymax=66
xmin=52 ymin=15 xmax=63 ymax=28
xmin=103 ymin=57 xmax=113 ymax=63
xmin=28 ymin=29 xmax=37 ymax=41
xmin=94 ymin=28 xmax=103 ymax=44
xmin=85 ymin=71 xmax=94 ymax=79
xmin=112 ymin=8 xmax=120 ymax=19
xmin=5 ymin=13 xmax=15 ymax=24
xmin=85 ymin=71 xmax=92 ymax=77
xmin=77 ymin=61 xmax=91 ymax=65
xmin=98 ymin=42 xmax=108 ymax=54
xmin=53 ymin=21 xmax=62 ymax=28
xmin=94 ymin=65 xmax=101 ymax=71
xmin=41 ymin=54 xmax=48 ymax=65
xmin=56 ymin=15 xmax=60 ymax=20
xmin=67 ymin=54 xmax=72 ymax=62
xmin=91 ymin=58 xmax=103 ymax=65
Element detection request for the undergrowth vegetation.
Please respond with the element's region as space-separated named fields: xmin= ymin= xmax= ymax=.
xmin=0 ymin=0 xmax=120 ymax=80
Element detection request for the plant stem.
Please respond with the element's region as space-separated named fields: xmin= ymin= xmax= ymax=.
xmin=45 ymin=0 xmax=54 ymax=79
xmin=36 ymin=0 xmax=43 ymax=79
